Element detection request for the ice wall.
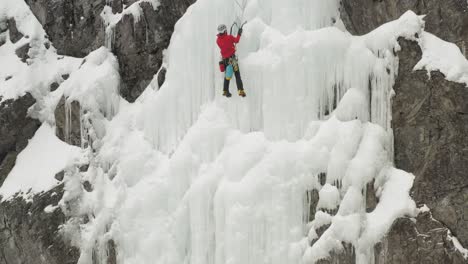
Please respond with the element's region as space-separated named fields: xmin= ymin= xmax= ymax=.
xmin=63 ymin=1 xmax=426 ymax=264
xmin=141 ymin=0 xmax=343 ymax=152
xmin=139 ymin=0 xmax=420 ymax=153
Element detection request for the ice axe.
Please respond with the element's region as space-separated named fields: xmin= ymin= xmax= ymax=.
xmin=230 ymin=21 xmax=247 ymax=35
xmin=233 ymin=0 xmax=247 ymax=25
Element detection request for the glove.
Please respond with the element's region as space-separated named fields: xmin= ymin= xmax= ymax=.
xmin=238 ymin=27 xmax=243 ymax=36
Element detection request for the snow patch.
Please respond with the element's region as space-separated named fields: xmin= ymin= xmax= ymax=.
xmin=0 ymin=123 xmax=83 ymax=200
xmin=317 ymin=184 xmax=340 ymax=210
xmin=61 ymin=47 xmax=120 ymax=118
xmin=44 ymin=204 xmax=59 ymax=213
xmin=0 ymin=0 xmax=81 ymax=102
xmin=448 ymin=233 xmax=468 ymax=259
xmin=415 ymin=32 xmax=468 ymax=85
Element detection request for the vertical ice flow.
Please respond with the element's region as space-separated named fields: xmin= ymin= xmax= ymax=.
xmin=62 ymin=1 xmax=427 ymax=264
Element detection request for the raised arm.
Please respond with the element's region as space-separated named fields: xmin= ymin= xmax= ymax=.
xmin=232 ymin=34 xmax=241 ymax=44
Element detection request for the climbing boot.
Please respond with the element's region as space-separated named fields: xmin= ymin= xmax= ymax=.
xmin=238 ymin=89 xmax=246 ymax=97
xmin=223 ymin=90 xmax=232 ymax=98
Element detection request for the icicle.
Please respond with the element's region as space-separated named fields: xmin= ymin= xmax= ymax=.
xmin=105 ymin=25 xmax=115 ymax=50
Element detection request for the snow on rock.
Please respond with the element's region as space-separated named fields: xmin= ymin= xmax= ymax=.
xmin=356 ymin=168 xmax=416 ymax=254
xmin=311 ymin=211 xmax=333 ymax=231
xmin=363 ymin=10 xmax=424 ymax=53
xmin=0 ymin=123 xmax=83 ymax=199
xmin=100 ymin=0 xmax=161 ymax=49
xmin=342 ymin=123 xmax=390 ymax=190
xmin=0 ymin=0 xmax=46 ymax=41
xmin=0 ymin=42 xmax=81 ymax=102
xmin=334 ymin=88 xmax=369 ymax=122
xmin=0 ymin=0 xmax=80 ymax=100
xmin=317 ymin=184 xmax=340 ymax=210
xmin=415 ymin=32 xmax=468 ymax=85
xmin=0 ymin=0 xmax=82 ymax=125
xmin=418 ymin=204 xmax=430 ymax=213
xmin=449 ymin=233 xmax=468 ymax=259
xmin=60 ymin=47 xmax=120 ymax=118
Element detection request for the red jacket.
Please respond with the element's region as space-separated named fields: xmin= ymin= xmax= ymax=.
xmin=217 ymin=33 xmax=241 ymax=59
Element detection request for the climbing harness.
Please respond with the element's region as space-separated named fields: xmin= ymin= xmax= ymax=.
xmin=224 ymin=55 xmax=239 ymax=80
xmin=218 ymin=0 xmax=248 ymax=93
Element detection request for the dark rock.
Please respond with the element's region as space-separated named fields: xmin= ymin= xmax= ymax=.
xmin=157 ymin=66 xmax=167 ymax=88
xmin=0 ymin=33 xmax=6 ymax=46
xmin=4 ymin=76 xmax=11 ymax=81
xmin=54 ymin=96 xmax=81 ymax=147
xmin=61 ymin=74 xmax=70 ymax=80
xmin=315 ymin=223 xmax=330 ymax=239
xmin=15 ymin=43 xmax=30 ymax=62
xmin=0 ymin=93 xmax=41 ymax=187
xmin=25 ymin=0 xmax=106 ymax=57
xmin=392 ymin=39 xmax=468 ymax=247
xmin=113 ymin=0 xmax=195 ymax=101
xmin=79 ymin=164 xmax=89 ymax=172
xmin=0 ymin=21 xmax=7 ymax=33
xmin=375 ymin=212 xmax=466 ymax=264
xmin=0 ymin=152 xmax=17 ymax=188
xmin=82 ymin=181 xmax=93 ymax=192
xmin=340 ymin=0 xmax=468 ymax=56
xmin=107 ymin=239 xmax=117 ymax=264
xmin=306 ymin=189 xmax=319 ymax=222
xmin=318 ymin=172 xmax=327 ymax=186
xmin=54 ymin=171 xmax=65 ymax=181
xmin=7 ymin=18 xmax=24 ymax=43
xmin=0 ymin=185 xmax=80 ymax=263
xmin=50 ymin=81 xmax=60 ymax=91
xmin=366 ymin=180 xmax=378 ymax=213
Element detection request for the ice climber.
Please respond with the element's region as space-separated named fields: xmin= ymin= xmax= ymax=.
xmin=216 ymin=24 xmax=246 ymax=98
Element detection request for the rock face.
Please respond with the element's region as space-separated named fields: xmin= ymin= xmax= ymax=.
xmin=25 ymin=0 xmax=106 ymax=58
xmin=375 ymin=212 xmax=466 ymax=264
xmin=0 ymin=186 xmax=80 ymax=264
xmin=340 ymin=0 xmax=468 ymax=55
xmin=26 ymin=0 xmax=195 ymax=102
xmin=113 ymin=0 xmax=196 ymax=101
xmin=0 ymin=93 xmax=41 ymax=186
xmin=392 ymin=38 xmax=468 ymax=248
xmin=340 ymin=1 xmax=468 ymax=262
